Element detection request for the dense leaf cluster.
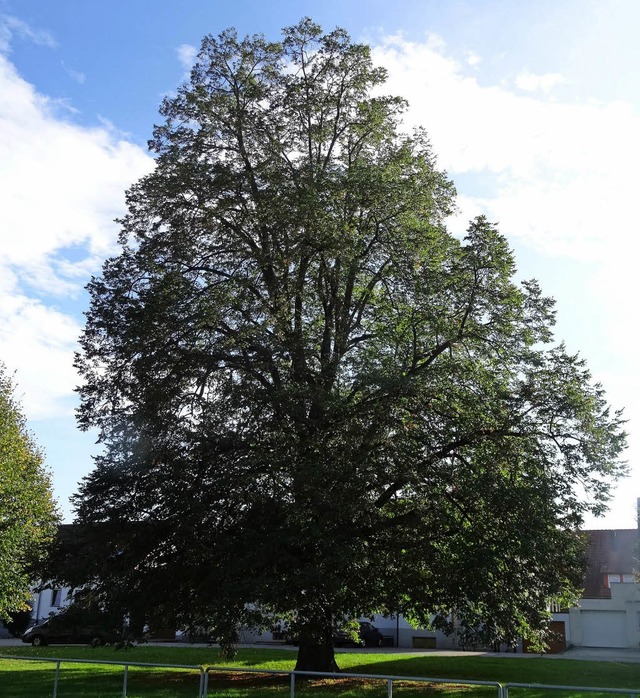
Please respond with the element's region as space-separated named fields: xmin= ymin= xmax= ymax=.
xmin=69 ymin=20 xmax=626 ymax=669
xmin=0 ymin=364 xmax=59 ymax=622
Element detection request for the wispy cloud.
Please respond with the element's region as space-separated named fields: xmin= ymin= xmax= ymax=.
xmin=176 ymin=43 xmax=197 ymax=74
xmin=0 ymin=15 xmax=56 ymax=53
xmin=61 ymin=60 xmax=86 ymax=84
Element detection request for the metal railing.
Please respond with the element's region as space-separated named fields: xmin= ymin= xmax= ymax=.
xmin=0 ymin=654 xmax=206 ymax=697
xmin=2 ymin=654 xmax=639 ymax=698
xmin=202 ymin=665 xmax=503 ymax=698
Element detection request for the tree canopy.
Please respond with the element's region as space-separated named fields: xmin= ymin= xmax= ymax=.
xmin=70 ymin=19 xmax=626 ymax=670
xmin=0 ymin=363 xmax=59 ymax=623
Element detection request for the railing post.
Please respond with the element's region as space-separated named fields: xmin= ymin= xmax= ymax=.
xmin=290 ymin=671 xmax=296 ymax=698
xmin=52 ymin=660 xmax=61 ymax=698
xmin=387 ymin=677 xmax=393 ymax=698
xmin=198 ymin=668 xmax=205 ymax=698
xmin=203 ymin=668 xmax=210 ymax=698
xmin=122 ymin=663 xmax=128 ymax=697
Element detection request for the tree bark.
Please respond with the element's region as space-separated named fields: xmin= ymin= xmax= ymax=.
xmin=293 ymin=606 xmax=339 ymax=673
xmin=294 ymin=637 xmax=339 ymax=673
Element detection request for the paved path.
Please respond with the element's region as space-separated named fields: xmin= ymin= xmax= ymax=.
xmin=552 ymin=646 xmax=640 ymax=664
xmin=249 ymin=643 xmax=640 ymax=663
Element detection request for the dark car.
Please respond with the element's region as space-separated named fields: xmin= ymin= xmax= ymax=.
xmin=333 ymin=621 xmax=383 ymax=647
xmin=22 ymin=619 xmax=110 ymax=647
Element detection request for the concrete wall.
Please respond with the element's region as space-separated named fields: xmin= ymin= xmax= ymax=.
xmin=569 ymin=582 xmax=640 ymax=649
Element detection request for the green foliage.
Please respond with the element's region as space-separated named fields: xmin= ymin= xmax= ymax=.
xmin=68 ymin=19 xmax=626 ymax=669
xmin=0 ymin=363 xmax=59 ymax=622
xmin=5 ymin=608 xmax=31 ymax=637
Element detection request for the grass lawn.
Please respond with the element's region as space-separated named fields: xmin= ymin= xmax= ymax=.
xmin=0 ymin=645 xmax=638 ymax=698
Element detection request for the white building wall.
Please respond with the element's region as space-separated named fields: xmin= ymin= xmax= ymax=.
xmin=569 ymin=582 xmax=640 ymax=649
xmin=29 ymin=587 xmax=71 ymax=625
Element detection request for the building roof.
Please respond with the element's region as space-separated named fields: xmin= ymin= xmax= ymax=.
xmin=582 ymin=529 xmax=638 ymax=599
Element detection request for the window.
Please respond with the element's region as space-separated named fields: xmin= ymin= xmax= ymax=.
xmin=50 ymin=589 xmax=62 ymax=607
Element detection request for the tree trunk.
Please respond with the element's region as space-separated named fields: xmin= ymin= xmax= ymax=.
xmin=294 ymin=637 xmax=339 ymax=673
xmin=293 ymin=606 xmax=339 ymax=673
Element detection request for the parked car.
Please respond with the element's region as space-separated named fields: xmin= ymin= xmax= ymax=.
xmin=22 ymin=619 xmax=112 ymax=647
xmin=333 ymin=621 xmax=384 ymax=647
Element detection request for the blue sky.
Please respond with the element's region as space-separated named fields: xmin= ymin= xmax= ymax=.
xmin=1 ymin=0 xmax=639 ymax=528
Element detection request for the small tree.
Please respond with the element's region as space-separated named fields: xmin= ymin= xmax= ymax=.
xmin=0 ymin=363 xmax=59 ymax=623
xmin=71 ymin=20 xmax=626 ymax=671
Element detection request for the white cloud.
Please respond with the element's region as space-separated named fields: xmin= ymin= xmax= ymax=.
xmin=515 ymin=69 xmax=566 ymax=93
xmin=177 ymin=43 xmax=198 ymax=74
xmin=0 ymin=15 xmax=56 ymax=53
xmin=0 ymin=54 xmax=152 ymax=281
xmin=465 ymin=51 xmax=481 ymax=67
xmin=0 ymin=45 xmax=153 ymax=419
xmin=62 ymin=61 xmax=86 ymax=84
xmin=372 ymin=36 xmax=640 ymax=261
xmin=0 ymin=276 xmax=81 ymax=420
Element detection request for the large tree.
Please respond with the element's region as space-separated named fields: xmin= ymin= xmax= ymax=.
xmin=71 ymin=20 xmax=626 ymax=670
xmin=0 ymin=363 xmax=59 ymax=622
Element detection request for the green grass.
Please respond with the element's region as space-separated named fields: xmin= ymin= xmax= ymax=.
xmin=0 ymin=646 xmax=638 ymax=698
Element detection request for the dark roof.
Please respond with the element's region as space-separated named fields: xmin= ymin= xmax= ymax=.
xmin=582 ymin=529 xmax=638 ymax=599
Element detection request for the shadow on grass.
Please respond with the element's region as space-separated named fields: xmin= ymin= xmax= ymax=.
xmin=336 ymin=654 xmax=640 ymax=691
xmin=1 ymin=664 xmax=203 ymax=698
xmin=206 ymin=671 xmax=494 ymax=698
